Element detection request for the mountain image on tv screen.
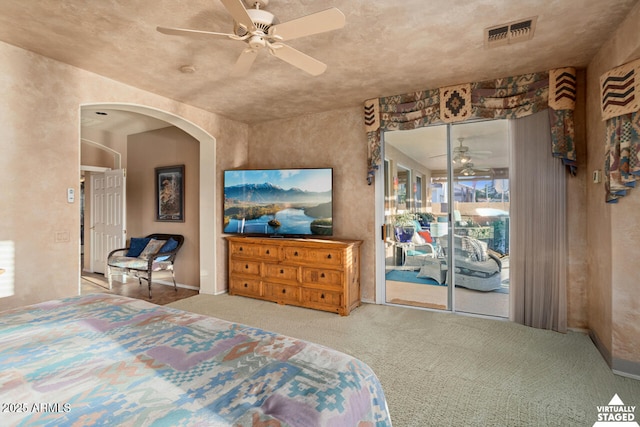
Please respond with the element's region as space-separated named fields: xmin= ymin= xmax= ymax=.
xmin=223 ymin=168 xmax=333 ymax=236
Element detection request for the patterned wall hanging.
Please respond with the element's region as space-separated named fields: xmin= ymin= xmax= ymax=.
xmin=600 ymin=58 xmax=640 ymax=121
xmin=600 ymin=58 xmax=640 ymax=203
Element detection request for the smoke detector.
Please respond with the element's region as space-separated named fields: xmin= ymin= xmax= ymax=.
xmin=485 ymin=16 xmax=537 ymax=48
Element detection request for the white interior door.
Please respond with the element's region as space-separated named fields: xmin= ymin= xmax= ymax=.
xmin=90 ymin=169 xmax=126 ymax=274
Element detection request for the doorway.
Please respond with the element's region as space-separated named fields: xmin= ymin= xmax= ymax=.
xmin=79 ymin=103 xmax=217 ymax=295
xmin=380 ymin=120 xmax=510 ymax=318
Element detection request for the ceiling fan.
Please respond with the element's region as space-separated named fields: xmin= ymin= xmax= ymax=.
xmin=458 ymin=162 xmax=491 ymax=176
xmin=429 ymin=137 xmax=493 ymax=164
xmin=157 ymin=0 xmax=346 ymax=76
xmin=452 ymin=138 xmax=492 ymax=165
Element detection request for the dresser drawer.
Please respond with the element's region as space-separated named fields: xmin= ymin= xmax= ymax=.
xmin=263 ymin=282 xmax=300 ymax=304
xmin=283 ymin=247 xmax=342 ymax=266
xmin=230 ymin=242 xmax=280 ymax=260
xmin=302 ymin=268 xmax=343 ymax=287
xmin=229 ymin=277 xmax=262 ymax=296
xmin=257 ymin=244 xmax=280 ymax=260
xmin=229 ymin=242 xmax=262 ymax=258
xmin=230 ymin=260 xmax=261 ymax=276
xmin=264 ymin=263 xmax=298 ymax=281
xmin=302 ymin=288 xmax=342 ymax=308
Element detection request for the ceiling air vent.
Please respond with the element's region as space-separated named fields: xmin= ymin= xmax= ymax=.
xmin=485 ymin=16 xmax=537 ymax=48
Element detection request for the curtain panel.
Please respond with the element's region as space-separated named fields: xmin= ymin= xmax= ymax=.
xmin=600 ymin=58 xmax=640 ymax=203
xmin=364 ymin=68 xmax=577 ymax=184
xmin=509 ymin=111 xmax=567 ymax=333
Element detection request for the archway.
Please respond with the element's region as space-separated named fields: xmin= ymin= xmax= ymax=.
xmin=79 ymin=103 xmax=217 ymax=295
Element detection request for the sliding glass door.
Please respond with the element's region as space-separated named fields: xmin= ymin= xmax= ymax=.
xmin=382 ymin=120 xmax=510 ymax=318
xmin=383 ymin=125 xmax=450 ymax=310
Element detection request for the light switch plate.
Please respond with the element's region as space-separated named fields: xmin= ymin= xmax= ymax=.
xmin=67 ymin=188 xmax=75 ymax=203
xmin=593 ymin=170 xmax=602 ymax=184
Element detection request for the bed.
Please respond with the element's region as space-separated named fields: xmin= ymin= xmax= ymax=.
xmin=0 ymin=294 xmax=391 ymax=426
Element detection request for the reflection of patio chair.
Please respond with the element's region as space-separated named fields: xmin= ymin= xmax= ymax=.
xmin=400 ymin=222 xmax=436 ymax=269
xmin=417 ymin=235 xmax=502 ymax=291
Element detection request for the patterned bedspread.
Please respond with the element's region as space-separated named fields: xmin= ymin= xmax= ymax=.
xmin=0 ymin=294 xmax=391 ymax=426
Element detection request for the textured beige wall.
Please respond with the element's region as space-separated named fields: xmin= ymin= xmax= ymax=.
xmin=566 ymin=70 xmax=589 ymax=330
xmin=0 ymin=40 xmax=248 ymax=311
xmin=81 ymin=127 xmax=128 ymax=169
xmin=80 ymin=143 xmax=114 ymax=168
xmin=127 ymin=127 xmax=200 ymax=288
xmin=247 ymin=108 xmax=377 ymax=302
xmin=586 ymin=1 xmax=640 ymax=369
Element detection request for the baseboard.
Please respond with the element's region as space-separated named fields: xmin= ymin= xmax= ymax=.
xmin=589 ymin=329 xmax=613 ymax=367
xmin=588 ymin=329 xmax=640 ymax=379
xmin=612 ymin=358 xmax=640 ymax=380
xmin=148 ymin=279 xmax=199 ymax=291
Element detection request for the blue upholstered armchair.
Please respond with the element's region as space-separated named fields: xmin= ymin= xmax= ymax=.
xmin=106 ymin=233 xmax=184 ymax=298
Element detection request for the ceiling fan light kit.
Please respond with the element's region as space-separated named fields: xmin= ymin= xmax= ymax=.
xmin=157 ymin=0 xmax=345 ymax=76
xmin=453 ymin=153 xmax=471 ymax=164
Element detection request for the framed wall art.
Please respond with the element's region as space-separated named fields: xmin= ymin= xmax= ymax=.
xmin=155 ymin=165 xmax=184 ymax=222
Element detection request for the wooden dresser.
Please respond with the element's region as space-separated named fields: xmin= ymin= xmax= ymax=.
xmin=226 ymin=236 xmax=362 ymax=315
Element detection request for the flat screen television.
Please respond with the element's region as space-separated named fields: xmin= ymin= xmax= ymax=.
xmin=223 ymin=168 xmax=333 ymax=237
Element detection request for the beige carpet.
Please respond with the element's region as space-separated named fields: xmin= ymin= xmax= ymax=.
xmin=167 ymin=294 xmax=640 ymax=427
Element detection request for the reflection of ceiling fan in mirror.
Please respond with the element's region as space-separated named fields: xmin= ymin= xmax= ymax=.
xmin=429 ymin=137 xmax=493 ymax=165
xmin=458 ymin=162 xmax=491 ymax=176
xmin=156 ymin=0 xmax=346 ymax=76
xmin=452 ymin=137 xmax=492 ymax=165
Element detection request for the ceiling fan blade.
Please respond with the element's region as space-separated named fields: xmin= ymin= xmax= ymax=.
xmin=467 ymin=152 xmax=491 ymax=160
xmin=220 ymin=0 xmax=255 ymax=32
xmin=232 ymin=49 xmax=258 ymax=75
xmin=271 ymin=44 xmax=327 ymax=76
xmin=157 ymin=26 xmax=236 ymax=40
xmin=269 ymin=8 xmax=345 ymax=41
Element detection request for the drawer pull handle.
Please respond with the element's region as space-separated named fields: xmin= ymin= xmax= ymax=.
xmin=245 ymin=264 xmax=249 ymax=269
xmin=266 ymin=249 xmax=270 ymax=254
xmin=244 ymin=283 xmax=248 ymax=288
xmin=239 ymin=247 xmax=243 ymax=251
xmin=280 ymin=269 xmax=284 ymax=274
xmin=321 ymin=273 xmax=325 ymax=278
xmin=327 ymin=254 xmax=332 ymax=259
xmin=321 ymin=293 xmax=325 ymax=299
xmin=294 ymin=251 xmax=299 ymax=256
xmin=282 ymin=289 xmax=286 ymax=294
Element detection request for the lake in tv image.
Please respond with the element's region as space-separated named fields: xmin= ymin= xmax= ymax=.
xmin=223 ymin=168 xmax=333 ymax=236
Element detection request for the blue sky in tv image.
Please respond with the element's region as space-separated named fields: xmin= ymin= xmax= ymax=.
xmin=224 ymin=168 xmax=332 ymax=193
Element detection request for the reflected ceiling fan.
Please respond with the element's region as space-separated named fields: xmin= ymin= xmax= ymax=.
xmin=451 ymin=137 xmax=492 ymax=165
xmin=157 ymin=0 xmax=346 ymax=76
xmin=428 ymin=137 xmax=493 ymax=165
xmin=458 ymin=162 xmax=491 ymax=176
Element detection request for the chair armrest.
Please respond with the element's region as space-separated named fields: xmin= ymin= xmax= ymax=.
xmin=150 ymin=248 xmax=180 ymax=262
xmin=107 ymin=247 xmax=129 ymax=259
xmin=415 ymin=243 xmax=435 ymax=252
xmin=487 ymin=252 xmax=502 ymax=271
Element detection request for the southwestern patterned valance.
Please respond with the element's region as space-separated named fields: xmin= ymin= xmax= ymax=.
xmin=600 ymin=58 xmax=640 ymax=203
xmin=364 ymin=68 xmax=577 ymax=184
